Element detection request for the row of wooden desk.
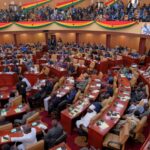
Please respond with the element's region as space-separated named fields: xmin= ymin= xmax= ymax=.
xmin=0 ymin=72 xmax=18 ymax=87
xmin=88 ymin=75 xmax=131 ymax=149
xmin=61 ymin=74 xmax=131 ymax=149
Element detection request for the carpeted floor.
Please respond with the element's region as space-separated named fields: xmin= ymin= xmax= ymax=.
xmin=40 ymin=111 xmax=149 ymax=150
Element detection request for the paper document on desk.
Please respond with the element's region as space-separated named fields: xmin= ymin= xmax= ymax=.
xmin=37 ymin=123 xmax=47 ymax=130
xmin=60 ymin=68 xmax=65 ymax=71
xmin=120 ymin=74 xmax=125 ymax=78
xmin=96 ymin=84 xmax=101 ymax=87
xmin=56 ymin=94 xmax=62 ymax=98
xmin=99 ymin=122 xmax=109 ymax=130
xmin=15 ymin=108 xmax=22 ymax=113
xmin=117 ymin=103 xmax=124 ymax=108
xmin=1 ymin=135 xmax=9 ymax=143
xmin=1 ymin=111 xmax=7 ymax=116
xmin=88 ymin=95 xmax=95 ymax=99
xmin=64 ymin=87 xmax=70 ymax=90
xmin=92 ymin=90 xmax=99 ymax=93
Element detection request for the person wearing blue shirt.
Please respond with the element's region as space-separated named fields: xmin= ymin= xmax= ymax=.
xmin=66 ymin=87 xmax=77 ymax=104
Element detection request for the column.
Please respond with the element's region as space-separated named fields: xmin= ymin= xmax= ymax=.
xmin=76 ymin=33 xmax=80 ymax=43
xmin=139 ymin=37 xmax=146 ymax=54
xmin=13 ymin=33 xmax=17 ymax=46
xmin=44 ymin=31 xmax=49 ymax=45
xmin=106 ymin=34 xmax=111 ymax=48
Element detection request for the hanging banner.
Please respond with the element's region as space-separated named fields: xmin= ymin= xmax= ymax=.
xmin=55 ymin=21 xmax=94 ymax=28
xmin=21 ymin=0 xmax=51 ymax=10
xmin=56 ymin=0 xmax=84 ymax=10
xmin=104 ymin=0 xmax=117 ymax=7
xmin=0 ymin=22 xmax=13 ymax=30
xmin=16 ymin=21 xmax=53 ymax=28
xmin=96 ymin=21 xmax=136 ymax=30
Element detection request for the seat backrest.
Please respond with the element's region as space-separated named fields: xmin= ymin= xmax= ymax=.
xmin=119 ymin=122 xmax=130 ymax=144
xmin=84 ymin=83 xmax=90 ymax=95
xmin=114 ymin=88 xmax=118 ymax=98
xmin=58 ymin=76 xmax=65 ymax=86
xmin=54 ymin=131 xmax=67 ymax=145
xmin=26 ymin=112 xmax=40 ymax=124
xmin=134 ymin=116 xmax=147 ymax=133
xmin=52 ymin=82 xmax=59 ymax=93
xmin=11 ymin=95 xmax=22 ymax=106
xmin=26 ymin=140 xmax=44 ymax=150
xmin=0 ymin=123 xmax=13 ymax=131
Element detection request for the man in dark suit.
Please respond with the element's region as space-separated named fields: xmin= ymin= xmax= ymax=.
xmin=43 ymin=119 xmax=63 ymax=149
xmin=16 ymin=77 xmax=27 ymax=103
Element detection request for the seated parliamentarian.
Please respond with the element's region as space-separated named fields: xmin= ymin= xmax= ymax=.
xmin=76 ymin=74 xmax=89 ymax=92
xmin=56 ymin=86 xmax=78 ymax=113
xmin=42 ymin=119 xmax=64 ymax=150
xmin=4 ymin=91 xmax=16 ymax=108
xmin=3 ymin=66 xmax=10 ymax=72
xmin=76 ymin=102 xmax=102 ymax=133
xmin=11 ymin=125 xmax=37 ymax=150
xmin=14 ymin=110 xmax=36 ymax=125
xmin=68 ymin=62 xmax=76 ymax=75
xmin=0 ymin=116 xmax=9 ymax=126
xmin=29 ymin=80 xmax=54 ymax=108
xmin=13 ymin=64 xmax=20 ymax=74
xmin=113 ymin=110 xmax=141 ymax=134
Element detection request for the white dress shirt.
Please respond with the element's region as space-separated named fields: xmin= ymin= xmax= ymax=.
xmin=22 ymin=77 xmax=31 ymax=89
xmin=11 ymin=128 xmax=37 ymax=150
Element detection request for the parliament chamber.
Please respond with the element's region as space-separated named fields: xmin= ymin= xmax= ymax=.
xmin=0 ymin=0 xmax=149 ymax=150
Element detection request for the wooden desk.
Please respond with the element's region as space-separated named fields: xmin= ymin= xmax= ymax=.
xmin=49 ymin=142 xmax=71 ymax=150
xmin=123 ymin=55 xmax=139 ymax=66
xmin=61 ymin=78 xmax=101 ymax=134
xmin=139 ymin=71 xmax=150 ymax=93
xmin=24 ymin=72 xmax=45 ymax=86
xmin=96 ymin=61 xmax=109 ymax=73
xmin=0 ymin=104 xmax=28 ymax=119
xmin=0 ymin=72 xmax=18 ymax=87
xmin=88 ymin=75 xmax=131 ymax=149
